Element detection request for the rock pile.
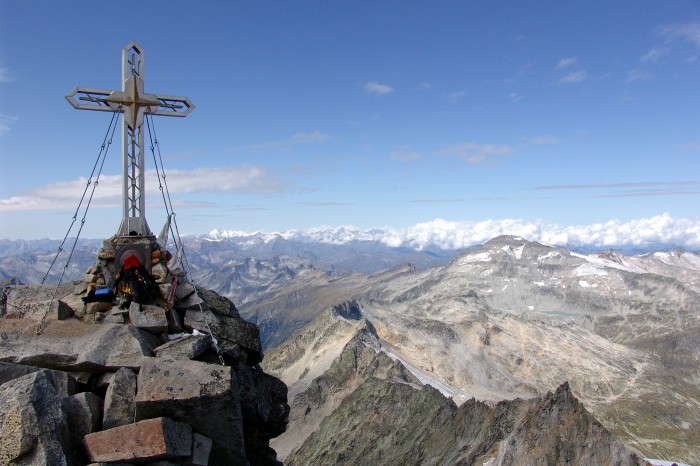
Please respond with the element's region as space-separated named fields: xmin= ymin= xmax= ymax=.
xmin=0 ymin=234 xmax=289 ymax=465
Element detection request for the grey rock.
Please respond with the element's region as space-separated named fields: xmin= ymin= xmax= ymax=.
xmin=134 ymin=358 xmax=247 ymax=465
xmin=129 ymin=302 xmax=168 ymax=334
xmin=103 ymin=367 xmax=137 ymax=429
xmin=0 ymin=370 xmax=76 ymax=465
xmin=198 ymin=288 xmax=240 ymax=318
xmin=0 ymin=321 xmax=159 ymax=372
xmin=151 ymin=263 xmax=169 ymax=281
xmin=0 ymin=361 xmax=41 ymax=387
xmin=95 ymin=371 xmax=115 ymax=389
xmin=174 ymin=279 xmax=195 ymax=300
xmin=153 ymin=334 xmax=212 ymax=360
xmin=54 ymin=299 xmax=75 ymax=320
xmin=191 ymin=433 xmax=213 ymax=466
xmin=86 ymin=301 xmax=112 ymax=314
xmin=185 ymin=309 xmax=262 ymax=364
xmin=236 ymin=363 xmax=289 ymax=465
xmin=174 ymin=291 xmax=204 ymax=311
xmin=102 ymin=313 xmax=125 ymax=324
xmin=75 ymin=324 xmax=160 ymax=371
xmin=64 ymin=391 xmax=103 ymax=449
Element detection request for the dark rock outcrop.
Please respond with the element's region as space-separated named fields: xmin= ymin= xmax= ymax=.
xmin=287 ymin=378 xmax=649 ymax=466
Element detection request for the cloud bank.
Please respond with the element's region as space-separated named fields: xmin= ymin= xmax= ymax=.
xmin=0 ymin=167 xmax=283 ymax=211
xmin=210 ymin=213 xmax=700 ymax=251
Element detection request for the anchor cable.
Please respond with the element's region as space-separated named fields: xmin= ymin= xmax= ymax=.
xmin=41 ymin=111 xmax=120 ymax=284
xmin=37 ymin=111 xmax=120 ymax=335
xmin=145 ymin=112 xmax=225 ymax=365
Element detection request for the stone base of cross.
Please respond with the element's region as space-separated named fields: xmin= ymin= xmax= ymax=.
xmin=66 ymin=41 xmax=194 ymax=237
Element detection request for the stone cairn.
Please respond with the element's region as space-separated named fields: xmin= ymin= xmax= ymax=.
xmin=0 ymin=234 xmax=289 ymax=465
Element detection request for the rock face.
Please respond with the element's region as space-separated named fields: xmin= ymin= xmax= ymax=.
xmin=0 ymin=234 xmax=289 ymax=465
xmin=287 ymin=379 xmax=649 ymax=466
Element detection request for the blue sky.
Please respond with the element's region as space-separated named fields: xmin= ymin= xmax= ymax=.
xmin=2 ymin=1 xmax=700 ymax=245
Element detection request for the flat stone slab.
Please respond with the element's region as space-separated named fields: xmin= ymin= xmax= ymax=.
xmin=84 ymin=417 xmax=191 ymax=463
xmin=130 ymin=303 xmax=168 ymax=334
xmin=154 ymin=334 xmax=212 ymax=361
xmin=0 ymin=320 xmax=159 ymax=372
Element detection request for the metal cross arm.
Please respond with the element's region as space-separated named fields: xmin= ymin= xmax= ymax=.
xmin=65 ymin=41 xmax=195 ymax=237
xmin=65 ymin=88 xmax=194 ymax=129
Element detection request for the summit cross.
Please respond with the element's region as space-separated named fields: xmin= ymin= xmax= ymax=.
xmin=66 ymin=41 xmax=194 ymax=236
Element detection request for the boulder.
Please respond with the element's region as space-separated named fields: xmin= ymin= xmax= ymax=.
xmin=86 ymin=301 xmax=112 ymax=314
xmin=185 ymin=310 xmax=262 ymax=364
xmin=64 ymin=391 xmax=103 ymax=450
xmin=174 ymin=291 xmax=204 ymax=311
xmin=174 ymin=280 xmax=195 ymax=300
xmin=0 ymin=370 xmax=76 ymax=465
xmin=198 ymin=288 xmax=240 ymax=318
xmin=135 ymin=358 xmax=247 ymax=464
xmin=75 ymin=324 xmax=160 ymax=371
xmin=129 ymin=302 xmax=169 ymax=334
xmin=103 ymin=367 xmax=137 ymax=429
xmin=84 ymin=417 xmax=192 ymax=463
xmin=192 ymin=433 xmax=213 ymax=466
xmin=53 ymin=299 xmax=75 ymax=320
xmin=236 ymin=364 xmax=290 ymax=464
xmin=0 ymin=320 xmax=160 ymax=372
xmin=0 ymin=361 xmax=41 ymax=386
xmin=154 ymin=334 xmax=212 ymax=361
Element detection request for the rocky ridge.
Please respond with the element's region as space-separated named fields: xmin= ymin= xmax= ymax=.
xmin=264 ymin=307 xmax=650 ymax=465
xmin=0 ymin=234 xmax=289 ymax=465
xmin=264 ymin=236 xmax=700 ymax=464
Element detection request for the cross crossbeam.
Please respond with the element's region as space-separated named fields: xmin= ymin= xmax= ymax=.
xmin=66 ymin=41 xmax=194 ymax=236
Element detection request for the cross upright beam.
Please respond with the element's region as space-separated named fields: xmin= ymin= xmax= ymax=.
xmin=66 ymin=41 xmax=194 ymax=237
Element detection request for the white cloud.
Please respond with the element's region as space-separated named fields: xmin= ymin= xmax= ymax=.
xmin=528 ymin=135 xmax=559 ymax=145
xmin=289 ymin=131 xmax=331 ymax=144
xmin=0 ymin=64 xmax=12 ymax=83
xmin=659 ymin=22 xmax=700 ymax=49
xmin=162 ymin=167 xmax=283 ymax=194
xmin=271 ymin=214 xmax=700 ymax=250
xmin=364 ymin=81 xmax=395 ymax=95
xmin=625 ymin=69 xmax=654 ymax=83
xmin=391 ymin=147 xmax=421 ymax=162
xmin=559 ymin=70 xmax=588 ymax=83
xmin=0 ymin=114 xmax=18 ymax=135
xmin=0 ymin=167 xmax=283 ymax=212
xmin=446 ymin=90 xmax=466 ymax=103
xmin=555 ymin=57 xmax=578 ymax=70
xmin=440 ymin=142 xmax=511 ymax=164
xmin=640 ymin=47 xmax=668 ymax=63
xmin=508 ymin=92 xmax=523 ymax=102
